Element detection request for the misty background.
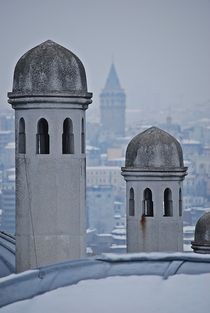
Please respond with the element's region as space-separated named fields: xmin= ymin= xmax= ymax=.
xmin=0 ymin=0 xmax=210 ymax=253
xmin=0 ymin=0 xmax=210 ymax=125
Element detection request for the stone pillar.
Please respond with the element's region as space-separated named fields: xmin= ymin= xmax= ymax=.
xmin=8 ymin=40 xmax=92 ymax=272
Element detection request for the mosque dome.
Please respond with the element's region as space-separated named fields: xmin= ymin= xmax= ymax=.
xmin=191 ymin=212 xmax=210 ymax=254
xmin=125 ymin=127 xmax=184 ymax=169
xmin=12 ymin=40 xmax=87 ymax=95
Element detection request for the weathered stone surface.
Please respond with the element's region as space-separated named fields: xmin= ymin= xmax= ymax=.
xmin=12 ymin=40 xmax=87 ymax=94
xmin=10 ymin=41 xmax=91 ymax=272
xmin=192 ymin=212 xmax=210 ymax=254
xmin=122 ymin=127 xmax=187 ymax=253
xmin=125 ymin=127 xmax=184 ymax=169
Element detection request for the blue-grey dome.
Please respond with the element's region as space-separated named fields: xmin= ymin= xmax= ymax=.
xmin=125 ymin=127 xmax=184 ymax=169
xmin=12 ymin=40 xmax=87 ymax=95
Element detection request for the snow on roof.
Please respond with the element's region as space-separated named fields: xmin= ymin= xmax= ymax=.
xmin=5 ymin=142 xmax=15 ymax=149
xmin=86 ymin=145 xmax=100 ymax=151
xmin=110 ymin=244 xmax=126 ymax=249
xmin=112 ymin=235 xmax=126 ymax=240
xmin=97 ymin=233 xmax=112 ymax=237
xmin=86 ymin=228 xmax=96 ymax=234
xmin=111 ymin=228 xmax=126 ymax=235
xmin=1 ymin=272 xmax=210 ymax=313
xmin=183 ymin=226 xmax=195 ymax=233
xmin=182 ymin=139 xmax=201 ymax=145
xmin=184 ymin=244 xmax=193 ymax=252
xmin=1 ymin=252 xmax=210 ymax=309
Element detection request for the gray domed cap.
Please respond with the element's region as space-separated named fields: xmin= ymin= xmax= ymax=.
xmin=191 ymin=212 xmax=210 ymax=254
xmin=125 ymin=127 xmax=184 ymax=169
xmin=12 ymin=40 xmax=88 ymax=95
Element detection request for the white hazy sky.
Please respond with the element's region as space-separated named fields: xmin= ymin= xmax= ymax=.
xmin=0 ymin=0 xmax=210 ymax=115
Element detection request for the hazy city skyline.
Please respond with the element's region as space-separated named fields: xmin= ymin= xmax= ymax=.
xmin=0 ymin=0 xmax=210 ymax=122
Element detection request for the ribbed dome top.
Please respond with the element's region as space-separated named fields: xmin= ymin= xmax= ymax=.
xmin=12 ymin=40 xmax=87 ymax=95
xmin=125 ymin=127 xmax=184 ymax=169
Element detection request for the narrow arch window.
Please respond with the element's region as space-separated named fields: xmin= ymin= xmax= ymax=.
xmin=129 ymin=188 xmax=135 ymax=216
xmin=62 ymin=118 xmax=74 ymax=154
xmin=36 ymin=118 xmax=49 ymax=154
xmin=143 ymin=188 xmax=153 ymax=216
xmin=81 ymin=118 xmax=85 ymax=154
xmin=179 ymin=188 xmax=182 ymax=216
xmin=18 ymin=118 xmax=26 ymax=154
xmin=163 ymin=188 xmax=173 ymax=216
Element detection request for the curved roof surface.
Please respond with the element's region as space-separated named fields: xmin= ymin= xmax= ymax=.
xmin=125 ymin=127 xmax=184 ymax=169
xmin=1 ymin=252 xmax=210 ymax=311
xmin=0 ymin=232 xmax=15 ymax=278
xmin=12 ymin=40 xmax=88 ymax=95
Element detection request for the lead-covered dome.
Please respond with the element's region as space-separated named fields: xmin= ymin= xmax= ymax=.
xmin=12 ymin=40 xmax=87 ymax=95
xmin=125 ymin=127 xmax=184 ymax=169
xmin=191 ymin=212 xmax=210 ymax=254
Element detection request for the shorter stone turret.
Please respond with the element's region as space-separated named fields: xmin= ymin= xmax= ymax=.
xmin=122 ymin=127 xmax=187 ymax=252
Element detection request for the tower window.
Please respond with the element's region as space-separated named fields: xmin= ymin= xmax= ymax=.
xmin=143 ymin=188 xmax=153 ymax=216
xmin=163 ymin=188 xmax=173 ymax=216
xmin=36 ymin=118 xmax=49 ymax=154
xmin=129 ymin=188 xmax=135 ymax=216
xmin=18 ymin=118 xmax=26 ymax=154
xmin=62 ymin=118 xmax=74 ymax=154
xmin=179 ymin=188 xmax=182 ymax=216
xmin=81 ymin=118 xmax=85 ymax=154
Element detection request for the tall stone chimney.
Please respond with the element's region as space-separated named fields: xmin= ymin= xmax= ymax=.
xmin=8 ymin=40 xmax=92 ymax=272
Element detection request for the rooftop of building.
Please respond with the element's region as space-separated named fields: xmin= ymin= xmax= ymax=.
xmin=1 ymin=252 xmax=210 ymax=311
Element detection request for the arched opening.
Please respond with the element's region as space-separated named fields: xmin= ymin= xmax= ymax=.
xmin=81 ymin=118 xmax=85 ymax=154
xmin=143 ymin=188 xmax=153 ymax=216
xmin=36 ymin=118 xmax=49 ymax=154
xmin=163 ymin=188 xmax=173 ymax=216
xmin=18 ymin=118 xmax=26 ymax=154
xmin=129 ymin=188 xmax=135 ymax=216
xmin=179 ymin=188 xmax=182 ymax=216
xmin=62 ymin=118 xmax=74 ymax=154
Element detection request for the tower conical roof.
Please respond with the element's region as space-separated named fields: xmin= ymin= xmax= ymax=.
xmin=104 ymin=63 xmax=122 ymax=90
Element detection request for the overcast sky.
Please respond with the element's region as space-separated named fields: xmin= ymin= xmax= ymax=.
xmin=0 ymin=0 xmax=210 ymax=117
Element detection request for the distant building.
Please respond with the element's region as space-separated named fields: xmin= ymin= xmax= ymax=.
xmin=1 ymin=142 xmax=15 ymax=169
xmin=100 ymin=64 xmax=126 ymax=138
xmin=0 ymin=113 xmax=15 ymax=132
xmin=87 ymin=166 xmax=124 ymax=190
xmin=0 ymin=131 xmax=14 ymax=153
xmin=87 ymin=185 xmax=115 ymax=234
xmin=1 ymin=168 xmax=15 ymax=235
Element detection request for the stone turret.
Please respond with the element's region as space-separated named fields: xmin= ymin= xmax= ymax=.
xmin=8 ymin=40 xmax=92 ymax=272
xmin=122 ymin=127 xmax=187 ymax=252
